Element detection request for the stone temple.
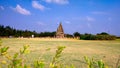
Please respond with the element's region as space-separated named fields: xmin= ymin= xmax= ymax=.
xmin=56 ymin=23 xmax=64 ymax=38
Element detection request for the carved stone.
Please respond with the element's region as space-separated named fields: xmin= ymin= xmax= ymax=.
xmin=56 ymin=23 xmax=64 ymax=38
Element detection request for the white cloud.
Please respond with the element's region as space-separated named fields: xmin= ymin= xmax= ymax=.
xmin=91 ymin=11 xmax=108 ymax=15
xmin=64 ymin=21 xmax=71 ymax=24
xmin=0 ymin=6 xmax=4 ymax=10
xmin=44 ymin=0 xmax=69 ymax=4
xmin=32 ymin=1 xmax=45 ymax=11
xmin=14 ymin=4 xmax=31 ymax=15
xmin=37 ymin=21 xmax=46 ymax=26
xmin=86 ymin=16 xmax=95 ymax=22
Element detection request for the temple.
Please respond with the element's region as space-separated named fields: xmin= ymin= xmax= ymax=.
xmin=56 ymin=23 xmax=64 ymax=38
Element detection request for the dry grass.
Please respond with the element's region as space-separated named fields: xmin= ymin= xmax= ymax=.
xmin=1 ymin=38 xmax=120 ymax=68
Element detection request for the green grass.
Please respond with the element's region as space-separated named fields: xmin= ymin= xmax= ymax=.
xmin=1 ymin=38 xmax=120 ymax=68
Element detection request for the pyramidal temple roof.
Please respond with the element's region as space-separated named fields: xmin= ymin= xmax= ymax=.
xmin=57 ymin=23 xmax=64 ymax=32
xmin=56 ymin=23 xmax=64 ymax=38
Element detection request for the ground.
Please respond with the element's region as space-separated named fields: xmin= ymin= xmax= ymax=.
xmin=1 ymin=38 xmax=120 ymax=68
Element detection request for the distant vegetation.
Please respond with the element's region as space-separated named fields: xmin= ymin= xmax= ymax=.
xmin=0 ymin=25 xmax=117 ymax=40
xmin=73 ymin=32 xmax=116 ymax=40
xmin=0 ymin=25 xmax=56 ymax=38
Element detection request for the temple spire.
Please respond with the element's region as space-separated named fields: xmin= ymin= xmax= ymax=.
xmin=56 ymin=22 xmax=64 ymax=38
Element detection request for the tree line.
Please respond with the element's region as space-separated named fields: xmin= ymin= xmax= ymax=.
xmin=0 ymin=25 xmax=56 ymax=38
xmin=0 ymin=25 xmax=117 ymax=40
xmin=73 ymin=32 xmax=116 ymax=40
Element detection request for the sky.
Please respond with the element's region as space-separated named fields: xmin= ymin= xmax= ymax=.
xmin=0 ymin=0 xmax=120 ymax=36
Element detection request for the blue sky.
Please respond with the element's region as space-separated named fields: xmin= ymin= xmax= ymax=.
xmin=0 ymin=0 xmax=120 ymax=36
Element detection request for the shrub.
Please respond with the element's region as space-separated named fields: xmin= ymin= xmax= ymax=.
xmin=84 ymin=56 xmax=108 ymax=68
xmin=80 ymin=34 xmax=116 ymax=40
xmin=0 ymin=39 xmax=69 ymax=68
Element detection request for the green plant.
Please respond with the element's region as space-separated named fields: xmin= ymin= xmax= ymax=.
xmin=0 ymin=40 xmax=9 ymax=68
xmin=1 ymin=39 xmax=120 ymax=68
xmin=8 ymin=45 xmax=30 ymax=68
xmin=84 ymin=56 xmax=108 ymax=68
xmin=65 ymin=64 xmax=75 ymax=68
xmin=0 ymin=39 xmax=30 ymax=68
xmin=34 ymin=60 xmax=45 ymax=68
xmin=0 ymin=38 xmax=67 ymax=68
xmin=50 ymin=46 xmax=66 ymax=68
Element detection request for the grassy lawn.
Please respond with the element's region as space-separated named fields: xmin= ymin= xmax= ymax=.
xmin=1 ymin=38 xmax=120 ymax=68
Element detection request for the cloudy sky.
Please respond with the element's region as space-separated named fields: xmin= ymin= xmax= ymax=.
xmin=0 ymin=0 xmax=120 ymax=36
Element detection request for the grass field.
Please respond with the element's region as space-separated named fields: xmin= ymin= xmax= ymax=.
xmin=1 ymin=38 xmax=120 ymax=68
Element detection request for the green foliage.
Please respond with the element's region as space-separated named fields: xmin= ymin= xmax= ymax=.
xmin=0 ymin=46 xmax=9 ymax=55
xmin=0 ymin=39 xmax=30 ymax=68
xmin=80 ymin=34 xmax=116 ymax=40
xmin=73 ymin=32 xmax=116 ymax=40
xmin=0 ymin=39 xmax=67 ymax=68
xmin=9 ymin=45 xmax=30 ymax=68
xmin=84 ymin=56 xmax=108 ymax=68
xmin=65 ymin=64 xmax=75 ymax=68
xmin=0 ymin=25 xmax=56 ymax=37
xmin=0 ymin=25 xmax=117 ymax=39
xmin=65 ymin=34 xmax=73 ymax=38
xmin=34 ymin=60 xmax=45 ymax=68
xmin=20 ymin=45 xmax=30 ymax=54
xmin=0 ymin=39 xmax=120 ymax=68
xmin=97 ymin=32 xmax=109 ymax=35
xmin=50 ymin=46 xmax=66 ymax=68
xmin=73 ymin=32 xmax=80 ymax=37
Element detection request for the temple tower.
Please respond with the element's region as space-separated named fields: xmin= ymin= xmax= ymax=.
xmin=56 ymin=23 xmax=64 ymax=38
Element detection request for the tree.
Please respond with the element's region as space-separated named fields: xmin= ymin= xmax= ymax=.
xmin=97 ymin=32 xmax=109 ymax=35
xmin=73 ymin=32 xmax=80 ymax=37
xmin=65 ymin=34 xmax=73 ymax=38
